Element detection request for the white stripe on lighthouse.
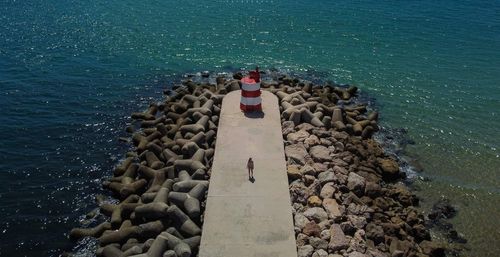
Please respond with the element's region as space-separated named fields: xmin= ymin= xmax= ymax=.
xmin=242 ymin=83 xmax=261 ymax=91
xmin=240 ymin=96 xmax=262 ymax=106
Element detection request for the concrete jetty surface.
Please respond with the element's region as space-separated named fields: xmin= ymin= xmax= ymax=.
xmin=199 ymin=90 xmax=297 ymax=257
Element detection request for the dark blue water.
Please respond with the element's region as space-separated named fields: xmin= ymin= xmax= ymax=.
xmin=1 ymin=0 xmax=499 ymax=256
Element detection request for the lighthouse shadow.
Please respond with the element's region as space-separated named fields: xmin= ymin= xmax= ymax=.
xmin=244 ymin=111 xmax=265 ymax=119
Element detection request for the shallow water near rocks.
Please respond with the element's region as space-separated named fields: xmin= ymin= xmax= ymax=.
xmin=0 ymin=0 xmax=499 ymax=256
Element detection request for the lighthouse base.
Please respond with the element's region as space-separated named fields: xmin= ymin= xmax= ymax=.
xmin=240 ymin=103 xmax=262 ymax=112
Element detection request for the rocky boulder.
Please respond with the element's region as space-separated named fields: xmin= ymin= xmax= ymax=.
xmin=317 ymin=171 xmax=335 ymax=185
xmin=304 ymin=135 xmax=320 ymax=146
xmin=419 ymin=240 xmax=446 ymax=257
xmin=328 ymin=224 xmax=349 ymax=251
xmin=412 ymin=223 xmax=431 ymax=242
xmin=322 ymin=198 xmax=341 ymax=219
xmin=303 ymin=207 xmax=328 ymax=223
xmin=308 ymin=196 xmax=322 ymax=207
xmin=365 ymin=223 xmax=384 ymax=244
xmin=296 ymin=123 xmax=315 ymax=132
xmin=287 ymin=165 xmax=302 ymax=180
xmin=290 ymin=182 xmax=312 ymax=204
xmin=319 ymin=183 xmax=335 ymax=199
xmin=364 ymin=182 xmax=381 ymax=197
xmin=294 ymin=213 xmax=310 ymax=230
xmin=347 ymin=172 xmax=366 ymax=196
xmin=285 ymin=143 xmax=309 ymax=165
xmin=303 ymin=221 xmax=321 ymax=237
xmin=348 ymin=252 xmax=368 ymax=257
xmin=389 ymin=239 xmax=413 ymax=256
xmin=309 ymin=145 xmax=331 ymax=162
xmin=300 ymin=165 xmax=316 ymax=176
xmin=298 ymin=244 xmax=314 ymax=257
xmin=377 ymin=158 xmax=400 ymax=180
xmin=309 ymin=237 xmax=328 ymax=250
xmin=428 ymin=198 xmax=457 ymax=220
xmin=311 ymin=249 xmax=328 ymax=257
xmin=287 ymin=130 xmax=310 ymax=143
xmin=282 ymin=120 xmax=295 ymax=135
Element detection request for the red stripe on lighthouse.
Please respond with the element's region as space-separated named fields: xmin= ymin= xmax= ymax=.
xmin=241 ymin=90 xmax=261 ymax=98
xmin=240 ymin=103 xmax=262 ymax=112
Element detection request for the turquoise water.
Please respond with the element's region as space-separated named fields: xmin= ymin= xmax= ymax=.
xmin=0 ymin=0 xmax=499 ymax=256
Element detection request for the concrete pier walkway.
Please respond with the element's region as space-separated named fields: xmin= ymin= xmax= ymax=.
xmin=199 ymin=90 xmax=297 ymax=257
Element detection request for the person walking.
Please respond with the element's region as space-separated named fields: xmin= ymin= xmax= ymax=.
xmin=247 ymin=157 xmax=254 ymax=180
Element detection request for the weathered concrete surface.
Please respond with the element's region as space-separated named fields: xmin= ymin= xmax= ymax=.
xmin=199 ymin=90 xmax=297 ymax=257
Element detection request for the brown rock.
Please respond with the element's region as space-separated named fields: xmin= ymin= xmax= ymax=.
xmin=285 ymin=143 xmax=309 ymax=165
xmin=365 ymin=139 xmax=384 ymax=157
xmin=309 ymin=145 xmax=331 ymax=162
xmin=319 ymin=138 xmax=332 ymax=146
xmin=322 ymin=198 xmax=341 ymax=219
xmin=313 ymin=162 xmax=328 ymax=173
xmin=364 ymin=182 xmax=382 ymax=197
xmin=290 ymin=183 xmax=311 ymax=204
xmin=298 ymin=244 xmax=314 ymax=257
xmin=300 ymin=165 xmax=316 ymax=176
xmin=287 ymin=130 xmax=310 ymax=143
xmin=296 ymin=233 xmax=309 ymax=247
xmin=373 ymin=197 xmax=392 ymax=211
xmin=305 ymin=135 xmax=320 ymax=146
xmin=320 ymin=183 xmax=335 ymax=199
xmin=412 ymin=223 xmax=430 ymax=242
xmin=332 ymin=165 xmax=348 ymax=175
xmin=365 ymin=223 xmax=384 ymax=244
xmin=304 ymin=175 xmax=316 ymax=186
xmin=309 ymin=237 xmax=328 ymax=250
xmin=282 ymin=120 xmax=295 ymax=135
xmin=360 ymin=196 xmax=373 ymax=205
xmin=287 ymin=165 xmax=302 ymax=180
xmin=405 ymin=210 xmax=420 ymax=226
xmin=378 ymin=158 xmax=400 ymax=179
xmin=317 ymin=171 xmax=335 ymax=185
xmin=312 ymin=128 xmax=331 ymax=138
xmin=381 ymin=222 xmax=400 ymax=236
xmin=233 ymin=72 xmax=243 ymax=80
xmin=330 ymin=158 xmax=348 ymax=168
xmin=389 ymin=239 xmax=413 ymax=256
xmin=340 ymin=221 xmax=356 ymax=236
xmin=294 ymin=213 xmax=310 ymax=230
xmin=389 ymin=185 xmax=417 ymax=207
xmin=348 ymin=215 xmax=367 ymax=229
xmin=419 ymin=240 xmax=446 ymax=257
xmin=308 ymin=196 xmax=322 ymax=207
xmin=303 ymin=207 xmax=328 ymax=223
xmin=296 ymin=123 xmax=316 ymax=132
xmin=347 ymin=251 xmax=368 ymax=257
xmin=303 ymin=221 xmax=321 ymax=237
xmin=347 ymin=172 xmax=366 ymax=196
xmin=328 ymin=224 xmax=349 ymax=251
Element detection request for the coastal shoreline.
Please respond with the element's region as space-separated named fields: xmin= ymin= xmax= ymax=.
xmin=67 ymin=70 xmax=465 ymax=257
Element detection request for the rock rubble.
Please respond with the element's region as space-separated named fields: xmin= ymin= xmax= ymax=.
xmin=67 ymin=70 xmax=462 ymax=257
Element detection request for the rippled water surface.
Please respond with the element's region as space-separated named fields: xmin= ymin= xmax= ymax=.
xmin=0 ymin=0 xmax=499 ymax=256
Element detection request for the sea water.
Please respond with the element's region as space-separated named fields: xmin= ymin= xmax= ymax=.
xmin=0 ymin=0 xmax=499 ymax=256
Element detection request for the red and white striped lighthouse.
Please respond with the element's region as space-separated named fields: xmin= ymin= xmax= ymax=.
xmin=240 ymin=68 xmax=262 ymax=112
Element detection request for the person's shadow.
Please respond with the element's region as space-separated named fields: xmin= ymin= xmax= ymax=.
xmin=244 ymin=111 xmax=265 ymax=119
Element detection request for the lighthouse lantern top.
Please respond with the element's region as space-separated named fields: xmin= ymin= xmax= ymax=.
xmin=246 ymin=67 xmax=260 ymax=83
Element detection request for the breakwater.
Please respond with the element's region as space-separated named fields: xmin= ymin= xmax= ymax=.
xmin=67 ymin=70 xmax=464 ymax=257
xmin=69 ymin=79 xmax=225 ymax=257
xmin=271 ymin=78 xmax=442 ymax=257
